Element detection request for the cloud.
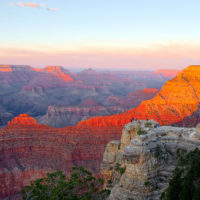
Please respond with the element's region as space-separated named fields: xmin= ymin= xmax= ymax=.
xmin=46 ymin=7 xmax=59 ymax=12
xmin=17 ymin=2 xmax=39 ymax=8
xmin=40 ymin=3 xmax=46 ymax=7
xmin=9 ymin=2 xmax=16 ymax=6
xmin=9 ymin=2 xmax=58 ymax=12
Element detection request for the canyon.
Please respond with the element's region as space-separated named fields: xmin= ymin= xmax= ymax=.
xmin=37 ymin=88 xmax=158 ymax=127
xmin=77 ymin=65 xmax=200 ymax=127
xmin=0 ymin=65 xmax=170 ymax=128
xmin=1 ymin=65 xmax=199 ymax=199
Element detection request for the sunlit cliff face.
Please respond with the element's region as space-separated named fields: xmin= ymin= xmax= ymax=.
xmin=0 ymin=65 xmax=13 ymax=72
xmin=0 ymin=65 xmax=74 ymax=82
xmin=8 ymin=113 xmax=37 ymax=125
xmin=43 ymin=66 xmax=74 ymax=82
xmin=76 ymin=65 xmax=200 ymax=127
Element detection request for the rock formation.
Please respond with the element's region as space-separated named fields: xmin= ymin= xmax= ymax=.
xmin=101 ymin=120 xmax=200 ymax=200
xmin=0 ymin=65 xmax=163 ymax=127
xmin=8 ymin=113 xmax=37 ymax=125
xmin=154 ymin=69 xmax=181 ymax=78
xmin=37 ymin=89 xmax=158 ymax=128
xmin=43 ymin=66 xmax=74 ymax=82
xmin=0 ymin=65 xmax=198 ymax=199
xmin=37 ymin=104 xmax=125 ymax=127
xmin=0 ymin=114 xmax=122 ymax=200
xmin=77 ymin=65 xmax=200 ymax=127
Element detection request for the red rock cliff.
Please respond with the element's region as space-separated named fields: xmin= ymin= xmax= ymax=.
xmin=77 ymin=65 xmax=200 ymax=126
xmin=0 ymin=114 xmax=121 ymax=199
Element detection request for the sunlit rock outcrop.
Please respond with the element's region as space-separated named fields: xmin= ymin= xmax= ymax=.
xmin=78 ymin=65 xmax=200 ymax=127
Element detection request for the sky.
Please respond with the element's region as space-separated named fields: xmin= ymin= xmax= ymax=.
xmin=1 ymin=0 xmax=200 ymax=70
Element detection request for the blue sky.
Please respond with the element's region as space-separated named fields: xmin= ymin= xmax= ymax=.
xmin=1 ymin=0 xmax=200 ymax=70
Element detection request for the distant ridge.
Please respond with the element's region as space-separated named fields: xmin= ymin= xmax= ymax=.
xmin=76 ymin=65 xmax=200 ymax=127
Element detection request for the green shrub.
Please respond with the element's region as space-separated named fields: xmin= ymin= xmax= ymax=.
xmin=145 ymin=122 xmax=152 ymax=127
xmin=22 ymin=166 xmax=110 ymax=200
xmin=114 ymin=163 xmax=126 ymax=175
xmin=114 ymin=163 xmax=121 ymax=171
xmin=137 ymin=128 xmax=147 ymax=135
xmin=144 ymin=180 xmax=151 ymax=187
xmin=119 ymin=167 xmax=126 ymax=175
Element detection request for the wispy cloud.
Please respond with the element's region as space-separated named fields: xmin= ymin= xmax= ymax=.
xmin=9 ymin=2 xmax=59 ymax=12
xmin=46 ymin=7 xmax=59 ymax=12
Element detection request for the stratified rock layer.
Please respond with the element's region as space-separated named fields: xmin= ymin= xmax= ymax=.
xmin=101 ymin=120 xmax=200 ymax=200
xmin=0 ymin=65 xmax=164 ymax=127
xmin=78 ymin=65 xmax=200 ymax=127
xmin=0 ymin=114 xmax=121 ymax=200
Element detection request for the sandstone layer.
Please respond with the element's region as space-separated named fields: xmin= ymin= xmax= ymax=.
xmin=101 ymin=120 xmax=200 ymax=200
xmin=0 ymin=114 xmax=121 ymax=200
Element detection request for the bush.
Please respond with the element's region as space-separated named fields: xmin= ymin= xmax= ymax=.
xmin=144 ymin=180 xmax=151 ymax=187
xmin=22 ymin=166 xmax=110 ymax=200
xmin=114 ymin=163 xmax=126 ymax=175
xmin=161 ymin=148 xmax=200 ymax=200
xmin=145 ymin=122 xmax=152 ymax=127
xmin=119 ymin=167 xmax=126 ymax=175
xmin=137 ymin=128 xmax=147 ymax=135
xmin=114 ymin=163 xmax=121 ymax=171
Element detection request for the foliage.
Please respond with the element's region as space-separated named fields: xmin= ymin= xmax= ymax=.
xmin=22 ymin=166 xmax=110 ymax=200
xmin=144 ymin=180 xmax=151 ymax=187
xmin=137 ymin=128 xmax=147 ymax=135
xmin=119 ymin=167 xmax=126 ymax=175
xmin=145 ymin=122 xmax=152 ymax=127
xmin=161 ymin=148 xmax=200 ymax=200
xmin=114 ymin=163 xmax=126 ymax=175
xmin=114 ymin=163 xmax=121 ymax=171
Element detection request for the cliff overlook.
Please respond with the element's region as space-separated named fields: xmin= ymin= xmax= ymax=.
xmin=101 ymin=119 xmax=200 ymax=200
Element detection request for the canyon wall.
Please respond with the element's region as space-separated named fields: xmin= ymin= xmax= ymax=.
xmin=37 ymin=89 xmax=158 ymax=127
xmin=0 ymin=65 xmax=197 ymax=200
xmin=0 ymin=65 xmax=163 ymax=127
xmin=0 ymin=114 xmax=122 ymax=200
xmin=77 ymin=65 xmax=200 ymax=127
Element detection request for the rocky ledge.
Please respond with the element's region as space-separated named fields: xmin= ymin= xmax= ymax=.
xmin=101 ymin=120 xmax=200 ymax=200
